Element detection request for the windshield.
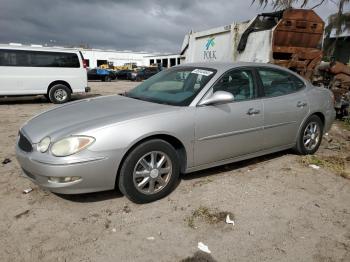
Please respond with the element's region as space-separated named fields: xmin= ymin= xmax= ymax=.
xmin=125 ymin=67 xmax=216 ymax=106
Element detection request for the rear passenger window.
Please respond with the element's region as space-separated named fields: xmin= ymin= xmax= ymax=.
xmin=258 ymin=69 xmax=305 ymax=97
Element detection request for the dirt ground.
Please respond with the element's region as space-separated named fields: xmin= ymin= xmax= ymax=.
xmin=0 ymin=80 xmax=349 ymax=262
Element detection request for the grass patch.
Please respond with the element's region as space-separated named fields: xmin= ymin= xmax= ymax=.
xmin=186 ymin=206 xmax=234 ymax=229
xmin=300 ymin=155 xmax=349 ymax=179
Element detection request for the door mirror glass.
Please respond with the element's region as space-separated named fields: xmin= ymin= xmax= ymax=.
xmin=199 ymin=91 xmax=234 ymax=106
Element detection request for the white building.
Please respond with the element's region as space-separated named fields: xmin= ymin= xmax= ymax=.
xmin=79 ymin=48 xmax=153 ymax=68
xmin=143 ymin=53 xmax=182 ymax=68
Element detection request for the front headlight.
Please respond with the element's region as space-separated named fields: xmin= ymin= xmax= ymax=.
xmin=37 ymin=137 xmax=51 ymax=153
xmin=51 ymin=136 xmax=95 ymax=157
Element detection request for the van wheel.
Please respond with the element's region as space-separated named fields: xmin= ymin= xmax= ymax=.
xmin=294 ymin=115 xmax=323 ymax=155
xmin=48 ymin=84 xmax=71 ymax=104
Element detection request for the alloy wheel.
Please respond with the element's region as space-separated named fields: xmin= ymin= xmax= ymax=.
xmin=133 ymin=151 xmax=172 ymax=195
xmin=303 ymin=122 xmax=320 ymax=151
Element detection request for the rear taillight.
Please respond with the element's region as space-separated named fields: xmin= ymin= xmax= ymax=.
xmin=83 ymin=59 xmax=87 ymax=69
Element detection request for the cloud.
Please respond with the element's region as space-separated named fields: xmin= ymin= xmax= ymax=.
xmin=0 ymin=0 xmax=345 ymax=53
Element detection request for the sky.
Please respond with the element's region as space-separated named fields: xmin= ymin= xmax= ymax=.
xmin=0 ymin=0 xmax=348 ymax=53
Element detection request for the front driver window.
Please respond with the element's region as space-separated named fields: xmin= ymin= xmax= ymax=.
xmin=212 ymin=69 xmax=256 ymax=101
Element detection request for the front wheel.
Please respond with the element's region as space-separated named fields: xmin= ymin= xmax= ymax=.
xmin=118 ymin=139 xmax=180 ymax=203
xmin=294 ymin=115 xmax=323 ymax=155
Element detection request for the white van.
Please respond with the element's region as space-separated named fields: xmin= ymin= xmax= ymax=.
xmin=0 ymin=45 xmax=89 ymax=103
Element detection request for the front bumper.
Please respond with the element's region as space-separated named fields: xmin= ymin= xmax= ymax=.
xmin=16 ymin=145 xmax=118 ymax=194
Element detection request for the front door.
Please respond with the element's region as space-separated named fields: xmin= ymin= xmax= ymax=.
xmin=194 ymin=68 xmax=264 ymax=166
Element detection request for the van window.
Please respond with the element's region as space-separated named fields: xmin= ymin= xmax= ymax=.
xmin=0 ymin=49 xmax=80 ymax=68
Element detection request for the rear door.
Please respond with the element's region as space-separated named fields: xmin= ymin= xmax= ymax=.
xmin=194 ymin=68 xmax=264 ymax=166
xmin=257 ymin=68 xmax=309 ymax=149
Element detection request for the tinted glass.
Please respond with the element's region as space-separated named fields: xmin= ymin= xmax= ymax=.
xmin=213 ymin=69 xmax=256 ymax=101
xmin=126 ymin=67 xmax=216 ymax=106
xmin=0 ymin=49 xmax=80 ymax=68
xmin=258 ymin=69 xmax=305 ymax=97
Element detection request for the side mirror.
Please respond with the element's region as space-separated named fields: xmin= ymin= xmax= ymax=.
xmin=199 ymin=91 xmax=234 ymax=106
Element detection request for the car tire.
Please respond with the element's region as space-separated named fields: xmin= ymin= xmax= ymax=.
xmin=48 ymin=84 xmax=71 ymax=104
xmin=118 ymin=139 xmax=180 ymax=204
xmin=105 ymin=76 xmax=111 ymax=82
xmin=294 ymin=115 xmax=323 ymax=155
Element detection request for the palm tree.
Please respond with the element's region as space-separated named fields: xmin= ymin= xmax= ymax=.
xmin=252 ymin=0 xmax=350 ymax=56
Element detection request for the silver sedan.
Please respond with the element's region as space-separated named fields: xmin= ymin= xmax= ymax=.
xmin=16 ymin=62 xmax=336 ymax=203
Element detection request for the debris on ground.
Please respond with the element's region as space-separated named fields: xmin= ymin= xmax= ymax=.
xmin=104 ymin=219 xmax=111 ymax=229
xmin=2 ymin=158 xmax=11 ymax=165
xmin=112 ymin=228 xmax=117 ymax=233
xmin=23 ymin=188 xmax=33 ymax=194
xmin=309 ymin=164 xmax=321 ymax=170
xmin=122 ymin=204 xmax=131 ymax=214
xmin=146 ymin=236 xmax=155 ymax=241
xmin=225 ymin=214 xmax=235 ymax=226
xmin=198 ymin=242 xmax=211 ymax=254
xmin=105 ymin=209 xmax=113 ymax=216
xmin=325 ymin=143 xmax=342 ymax=150
xmin=301 ymin=155 xmax=349 ymax=178
xmin=186 ymin=206 xmax=234 ymax=229
xmin=192 ymin=178 xmax=214 ymax=187
xmin=14 ymin=209 xmax=30 ymax=219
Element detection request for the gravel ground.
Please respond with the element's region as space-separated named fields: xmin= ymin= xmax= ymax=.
xmin=0 ymin=80 xmax=349 ymax=262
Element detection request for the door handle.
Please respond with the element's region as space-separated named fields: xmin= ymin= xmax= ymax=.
xmin=297 ymin=101 xmax=307 ymax=108
xmin=247 ymin=108 xmax=260 ymax=115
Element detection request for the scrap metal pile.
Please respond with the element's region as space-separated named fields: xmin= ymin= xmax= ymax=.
xmin=316 ymin=61 xmax=350 ymax=117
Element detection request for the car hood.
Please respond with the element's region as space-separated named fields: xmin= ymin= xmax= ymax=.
xmin=21 ymin=95 xmax=178 ymax=143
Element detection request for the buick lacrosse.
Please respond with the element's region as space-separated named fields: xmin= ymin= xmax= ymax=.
xmin=16 ymin=63 xmax=335 ymax=203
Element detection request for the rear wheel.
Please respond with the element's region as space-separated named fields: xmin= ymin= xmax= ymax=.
xmin=118 ymin=139 xmax=180 ymax=203
xmin=294 ymin=115 xmax=323 ymax=155
xmin=48 ymin=84 xmax=71 ymax=104
xmin=104 ymin=75 xmax=111 ymax=82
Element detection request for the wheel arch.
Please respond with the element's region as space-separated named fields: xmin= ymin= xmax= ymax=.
xmin=296 ymin=111 xmax=326 ymax=142
xmin=311 ymin=112 xmax=325 ymax=126
xmin=115 ymin=134 xmax=188 ymax=187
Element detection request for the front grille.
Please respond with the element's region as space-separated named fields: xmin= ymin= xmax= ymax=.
xmin=18 ymin=132 xmax=33 ymax=152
